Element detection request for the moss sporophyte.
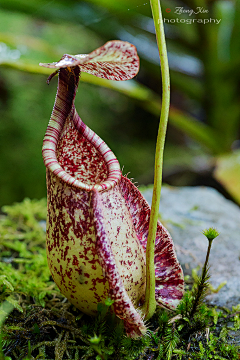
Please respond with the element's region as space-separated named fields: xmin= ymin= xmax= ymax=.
xmin=39 ymin=39 xmax=184 ymax=338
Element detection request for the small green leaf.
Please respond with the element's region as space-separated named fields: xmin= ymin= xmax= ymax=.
xmin=90 ymin=334 xmax=101 ymax=344
xmin=232 ymin=304 xmax=240 ymax=312
xmin=209 ymin=281 xmax=227 ymax=293
xmin=0 ymin=275 xmax=14 ymax=291
xmin=32 ymin=323 xmax=40 ymax=334
xmin=105 ymin=297 xmax=114 ymax=307
xmin=209 ymin=308 xmax=220 ymax=325
xmin=38 ymin=291 xmax=47 ymax=307
xmin=6 ymin=296 xmax=23 ymax=313
xmin=0 ymin=300 xmax=14 ymax=327
xmin=202 ymin=228 xmax=220 ymax=241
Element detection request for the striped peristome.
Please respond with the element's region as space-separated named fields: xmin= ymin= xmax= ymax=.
xmin=40 ymin=41 xmax=184 ymax=338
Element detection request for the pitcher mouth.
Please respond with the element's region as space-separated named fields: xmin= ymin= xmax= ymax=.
xmin=42 ymin=107 xmax=122 ymax=192
xmin=41 ymin=41 xmax=140 ymax=193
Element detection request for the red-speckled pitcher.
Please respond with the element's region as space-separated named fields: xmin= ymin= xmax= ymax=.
xmin=40 ymin=41 xmax=184 ymax=337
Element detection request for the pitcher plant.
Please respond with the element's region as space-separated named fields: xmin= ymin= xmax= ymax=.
xmin=40 ymin=40 xmax=184 ymax=338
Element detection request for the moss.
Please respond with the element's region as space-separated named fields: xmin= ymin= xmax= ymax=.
xmin=0 ymin=198 xmax=240 ymax=359
xmin=0 ymin=198 xmax=59 ymax=310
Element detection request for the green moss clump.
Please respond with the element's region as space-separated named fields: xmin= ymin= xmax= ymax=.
xmin=0 ymin=198 xmax=59 ymax=309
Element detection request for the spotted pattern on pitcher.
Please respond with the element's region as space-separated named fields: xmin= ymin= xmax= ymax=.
xmin=46 ymin=170 xmax=110 ymax=312
xmin=57 ymin=117 xmax=108 ymax=186
xmin=45 ymin=106 xmax=147 ymax=332
xmin=119 ymin=177 xmax=184 ymax=310
xmin=41 ymin=41 xmax=184 ymax=338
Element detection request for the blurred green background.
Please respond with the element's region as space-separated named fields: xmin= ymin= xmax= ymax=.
xmin=0 ymin=0 xmax=240 ymax=207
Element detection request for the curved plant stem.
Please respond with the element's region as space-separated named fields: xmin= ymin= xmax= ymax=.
xmin=142 ymin=0 xmax=170 ymax=320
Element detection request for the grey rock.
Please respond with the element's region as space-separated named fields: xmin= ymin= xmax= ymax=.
xmin=228 ymin=329 xmax=240 ymax=345
xmin=142 ymin=185 xmax=240 ymax=309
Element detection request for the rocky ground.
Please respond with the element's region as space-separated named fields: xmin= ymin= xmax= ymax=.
xmin=143 ymin=185 xmax=240 ymax=345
